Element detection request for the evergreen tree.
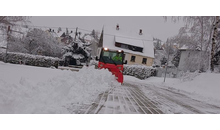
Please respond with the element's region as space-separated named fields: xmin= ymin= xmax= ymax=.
xmin=7 ymin=28 xmax=62 ymax=58
xmin=172 ymin=50 xmax=181 ymax=67
xmin=160 ymin=56 xmax=167 ymax=66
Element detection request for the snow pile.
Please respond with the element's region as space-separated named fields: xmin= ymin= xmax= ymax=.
xmin=0 ymin=62 xmax=118 ymax=113
xmin=89 ymin=60 xmax=98 ymax=67
xmin=177 ymin=70 xmax=200 ymax=81
xmin=174 ymin=73 xmax=220 ymax=101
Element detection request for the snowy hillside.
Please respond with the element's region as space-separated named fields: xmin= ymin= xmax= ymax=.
xmin=0 ymin=61 xmax=119 ymax=114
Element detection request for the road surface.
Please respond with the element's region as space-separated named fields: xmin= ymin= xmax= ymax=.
xmin=73 ymin=81 xmax=220 ymax=114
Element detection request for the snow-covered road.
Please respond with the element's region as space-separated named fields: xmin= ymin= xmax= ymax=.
xmin=84 ymin=83 xmax=163 ymax=114
xmin=139 ymin=83 xmax=220 ymax=114
xmin=82 ymin=81 xmax=220 ymax=114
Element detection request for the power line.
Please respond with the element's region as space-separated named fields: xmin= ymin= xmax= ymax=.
xmin=24 ymin=24 xmax=77 ymax=30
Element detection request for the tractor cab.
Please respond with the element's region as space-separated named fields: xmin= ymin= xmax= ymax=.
xmin=97 ymin=47 xmax=124 ymax=83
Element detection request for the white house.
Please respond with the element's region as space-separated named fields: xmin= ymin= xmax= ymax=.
xmin=98 ymin=25 xmax=155 ymax=66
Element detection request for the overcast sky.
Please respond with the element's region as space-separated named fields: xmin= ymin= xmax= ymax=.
xmin=30 ymin=16 xmax=184 ymax=42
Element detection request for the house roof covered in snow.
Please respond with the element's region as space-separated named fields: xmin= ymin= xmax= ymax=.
xmin=102 ymin=26 xmax=154 ymax=58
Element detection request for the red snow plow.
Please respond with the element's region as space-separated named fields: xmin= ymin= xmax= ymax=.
xmin=97 ymin=47 xmax=125 ymax=83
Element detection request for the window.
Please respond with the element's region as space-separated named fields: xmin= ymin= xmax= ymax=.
xmin=142 ymin=58 xmax=147 ymax=64
xmin=130 ymin=55 xmax=136 ymax=62
xmin=115 ymin=42 xmax=121 ymax=47
xmin=121 ymin=44 xmax=129 ymax=49
xmin=127 ymin=45 xmax=143 ymax=52
xmin=100 ymin=50 xmax=123 ymax=65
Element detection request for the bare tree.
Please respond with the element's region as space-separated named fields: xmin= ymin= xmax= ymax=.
xmin=164 ymin=16 xmax=217 ymax=72
xmin=166 ymin=16 xmax=215 ymax=51
xmin=0 ymin=16 xmax=29 ymax=33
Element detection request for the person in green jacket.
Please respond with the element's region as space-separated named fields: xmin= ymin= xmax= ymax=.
xmin=112 ymin=52 xmax=122 ymax=61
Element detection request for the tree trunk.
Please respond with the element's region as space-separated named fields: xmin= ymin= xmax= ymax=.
xmin=211 ymin=16 xmax=219 ymax=72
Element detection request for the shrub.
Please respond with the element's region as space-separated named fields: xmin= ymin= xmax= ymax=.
xmin=0 ymin=52 xmax=62 ymax=68
xmin=123 ymin=65 xmax=156 ymax=79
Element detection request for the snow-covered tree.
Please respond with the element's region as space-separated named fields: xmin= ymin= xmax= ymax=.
xmin=164 ymin=16 xmax=218 ymax=72
xmin=153 ymin=37 xmax=162 ymax=50
xmin=0 ymin=17 xmax=29 ymax=53
xmin=154 ymin=38 xmax=176 ymax=67
xmin=79 ymin=30 xmax=100 ymax=57
xmin=62 ymin=37 xmax=92 ymax=66
xmin=8 ymin=35 xmax=27 ymax=53
xmin=0 ymin=16 xmax=29 ymax=32
xmin=213 ymin=50 xmax=220 ymax=65
xmin=90 ymin=30 xmax=99 ymax=57
xmin=183 ymin=51 xmax=209 ymax=72
xmin=213 ymin=23 xmax=220 ymax=66
xmin=20 ymin=28 xmax=63 ymax=57
xmin=164 ymin=16 xmax=215 ymax=52
xmin=163 ymin=42 xmax=175 ymax=55
xmin=211 ymin=16 xmax=220 ymax=72
xmin=172 ymin=50 xmax=181 ymax=67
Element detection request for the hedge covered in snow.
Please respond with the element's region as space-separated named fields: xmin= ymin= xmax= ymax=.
xmin=0 ymin=53 xmax=4 ymax=61
xmin=123 ymin=65 xmax=156 ymax=79
xmin=0 ymin=52 xmax=61 ymax=68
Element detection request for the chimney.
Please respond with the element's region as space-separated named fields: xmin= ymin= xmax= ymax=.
xmin=116 ymin=24 xmax=119 ymax=30
xmin=139 ymin=29 xmax=143 ymax=35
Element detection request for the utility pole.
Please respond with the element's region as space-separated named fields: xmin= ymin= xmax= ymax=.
xmin=74 ymin=27 xmax=78 ymax=41
xmin=5 ymin=26 xmax=10 ymax=63
xmin=164 ymin=42 xmax=171 ymax=82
